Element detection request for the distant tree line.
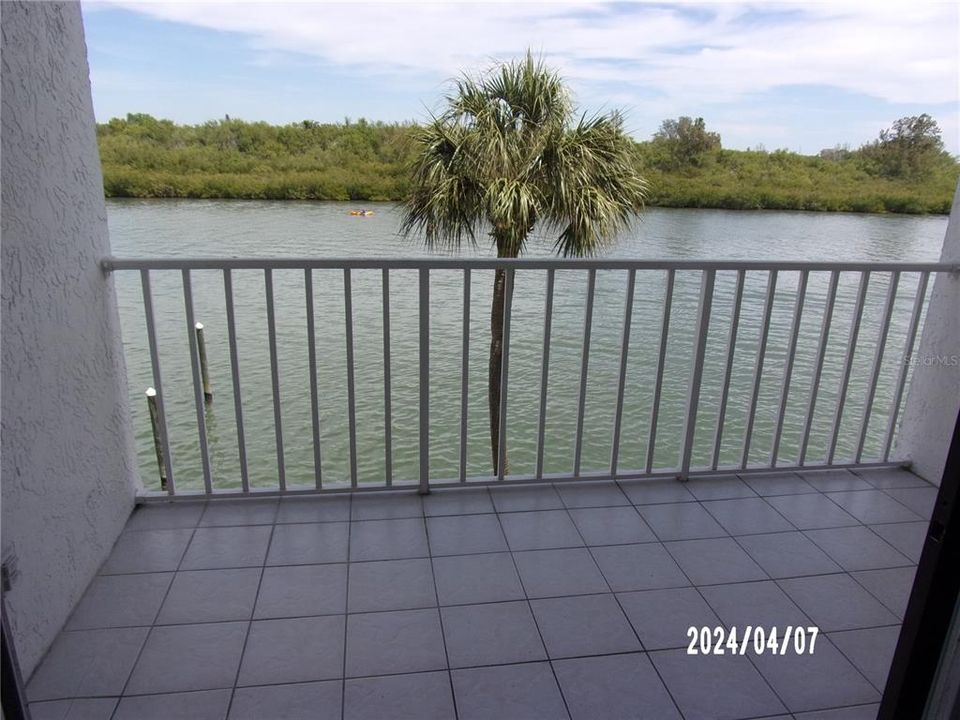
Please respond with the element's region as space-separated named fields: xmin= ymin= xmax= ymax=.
xmin=96 ymin=112 xmax=959 ymax=214
xmin=97 ymin=114 xmax=415 ymax=201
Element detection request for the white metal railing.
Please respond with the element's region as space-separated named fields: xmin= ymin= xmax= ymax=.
xmin=103 ymin=257 xmax=957 ymax=499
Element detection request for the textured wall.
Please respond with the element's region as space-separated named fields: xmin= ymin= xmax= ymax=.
xmin=896 ymin=181 xmax=960 ymax=486
xmin=1 ymin=1 xmax=139 ymax=676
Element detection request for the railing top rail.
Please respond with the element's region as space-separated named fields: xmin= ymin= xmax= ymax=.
xmin=102 ymin=257 xmax=960 ymax=273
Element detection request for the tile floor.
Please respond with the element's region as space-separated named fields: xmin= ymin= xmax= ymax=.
xmin=26 ymin=466 xmax=933 ymax=720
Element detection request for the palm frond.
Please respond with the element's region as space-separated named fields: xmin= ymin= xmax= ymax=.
xmin=400 ymin=51 xmax=646 ymax=258
xmin=399 ymin=119 xmax=484 ymax=250
xmin=542 ymin=112 xmax=648 ymax=256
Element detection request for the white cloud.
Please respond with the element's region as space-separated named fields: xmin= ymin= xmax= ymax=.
xmin=90 ymin=1 xmax=958 ymax=109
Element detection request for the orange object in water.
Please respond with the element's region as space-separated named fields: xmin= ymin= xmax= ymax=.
xmin=350 ymin=210 xmax=375 ymax=216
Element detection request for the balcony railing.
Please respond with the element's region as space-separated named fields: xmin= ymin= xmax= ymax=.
xmin=102 ymin=257 xmax=957 ymax=499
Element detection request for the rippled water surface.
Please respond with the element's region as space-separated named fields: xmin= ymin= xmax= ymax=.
xmin=107 ymin=200 xmax=947 ymax=491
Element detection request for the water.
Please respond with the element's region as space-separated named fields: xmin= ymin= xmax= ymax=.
xmin=107 ymin=200 xmax=948 ymax=492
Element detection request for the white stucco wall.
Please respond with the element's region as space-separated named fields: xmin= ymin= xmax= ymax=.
xmin=1 ymin=1 xmax=140 ymax=676
xmin=895 ymin=181 xmax=960 ymax=486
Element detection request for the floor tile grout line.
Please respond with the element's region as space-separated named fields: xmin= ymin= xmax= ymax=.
xmin=31 ymin=520 xmax=194 ymax=699
xmin=733 ymin=577 xmax=833 ymax=716
xmin=50 ymin=675 xmax=878 ymax=720
xmin=846 ymin=566 xmax=914 ymax=619
xmin=65 ymin=556 xmax=921 ymax=635
xmin=726 ymin=531 xmax=838 ymax=584
xmin=817 ymin=484 xmax=923 ymax=524
xmin=52 ymin=578 xmax=918 ymax=634
xmin=552 ymin=480 xmax=633 ymax=511
xmin=798 ymin=699 xmax=885 ymax=716
xmin=853 ymin=515 xmax=928 ymax=527
xmin=760 ymin=483 xmax=920 ymax=530
xmin=823 ymin=487 xmax=926 ymax=524
xmin=109 ymin=516 xmax=204 ymax=716
xmin=100 ymin=505 xmax=916 ymax=573
xmin=861 ymin=517 xmax=927 ymax=560
xmin=735 ymin=467 xmax=816 ymax=495
xmin=772 ymin=573 xmax=904 ymax=633
xmin=567 ymin=501 xmax=661 ymax=546
xmin=31 ymin=588 xmax=908 ymax=700
xmin=635 ymin=501 xmax=732 ymax=545
xmin=849 ymin=465 xmax=938 ymax=493
xmin=27 ymin=683 xmax=873 ymax=720
xmin=489 ymin=499 xmax=573 ymax=720
xmin=196 ymin=497 xmax=279 ymax=527
xmin=64 ymin=574 xmax=172 ymax=634
xmin=633 ymin=496 xmax=796 ymax=717
xmin=122 ymin=501 xmax=208 ymax=533
xmin=649 ymin=536 xmax=789 ymax=717
xmin=746 ymin=624 xmax=881 ymax=711
xmin=421 ymin=500 xmax=461 ymax=720
xmin=798 ymin=525 xmax=915 ymax=573
xmin=340 ymin=493 xmax=353 ymax=720
xmin=660 ymin=533 xmax=769 ymax=587
xmin=111 ymin=504 xmax=931 ymax=539
xmin=865 ymin=520 xmax=930 ymax=563
xmin=697 ymin=493 xmax=802 ymax=537
xmin=683 ymin=476 xmax=761 ymax=503
xmin=57 ymin=639 xmax=895 ymax=698
xmin=750 ymin=491 xmax=805 ymax=533
xmin=849 ymin=465 xmax=932 ymax=484
xmin=221 ymin=519 xmax=276 ymax=718
xmin=825 ymin=626 xmax=901 ymax=695
xmin=557 ymin=494 xmax=688 ymax=720
xmin=618 ymin=472 xmax=819 ymax=503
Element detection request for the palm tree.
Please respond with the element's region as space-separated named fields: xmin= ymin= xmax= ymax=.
xmin=400 ymin=52 xmax=647 ymax=475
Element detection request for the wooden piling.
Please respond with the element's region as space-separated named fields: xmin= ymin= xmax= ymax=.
xmin=195 ymin=322 xmax=213 ymax=402
xmin=146 ymin=387 xmax=167 ymax=490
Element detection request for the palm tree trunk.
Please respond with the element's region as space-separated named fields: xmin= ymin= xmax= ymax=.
xmin=489 ymin=243 xmax=516 ymax=475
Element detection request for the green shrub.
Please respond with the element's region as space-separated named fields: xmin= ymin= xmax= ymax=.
xmin=98 ymin=113 xmax=959 ymax=214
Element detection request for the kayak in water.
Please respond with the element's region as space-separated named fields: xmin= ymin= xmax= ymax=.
xmin=349 ymin=210 xmax=375 ymax=216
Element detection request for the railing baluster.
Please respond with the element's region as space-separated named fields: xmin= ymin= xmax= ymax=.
xmin=770 ymin=270 xmax=808 ymax=467
xmin=183 ymin=269 xmax=213 ymax=493
xmin=305 ymin=269 xmax=322 ymax=489
xmin=382 ymin=269 xmax=393 ymax=486
xmin=418 ymin=268 xmax=430 ymax=493
xmin=343 ymin=269 xmax=358 ymax=488
xmin=883 ymin=271 xmax=930 ymax=461
xmin=459 ymin=269 xmax=471 ymax=483
xmin=680 ymin=269 xmax=716 ymax=479
xmin=141 ymin=270 xmax=176 ymax=494
xmin=646 ymin=269 xmax=675 ymax=473
xmin=799 ymin=271 xmax=840 ymax=465
xmin=497 ymin=268 xmax=514 ymax=481
xmin=109 ymin=257 xmax=952 ymax=498
xmin=574 ymin=269 xmax=597 ymax=477
xmin=535 ymin=269 xmax=555 ymax=480
xmin=855 ymin=272 xmax=900 ymax=463
xmin=610 ymin=269 xmax=636 ymax=477
xmin=741 ymin=270 xmax=778 ymax=469
xmin=264 ymin=269 xmax=286 ymax=490
xmin=224 ymin=269 xmax=250 ymax=493
xmin=827 ymin=271 xmax=870 ymax=464
xmin=711 ymin=269 xmax=745 ymax=470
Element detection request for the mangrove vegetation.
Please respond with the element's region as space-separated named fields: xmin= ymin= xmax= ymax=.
xmin=97 ymin=111 xmax=958 ymax=214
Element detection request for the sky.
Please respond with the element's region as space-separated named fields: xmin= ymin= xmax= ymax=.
xmin=81 ymin=1 xmax=960 ymax=155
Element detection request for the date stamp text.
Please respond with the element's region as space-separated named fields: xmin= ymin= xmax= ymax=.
xmin=686 ymin=626 xmax=820 ymax=655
